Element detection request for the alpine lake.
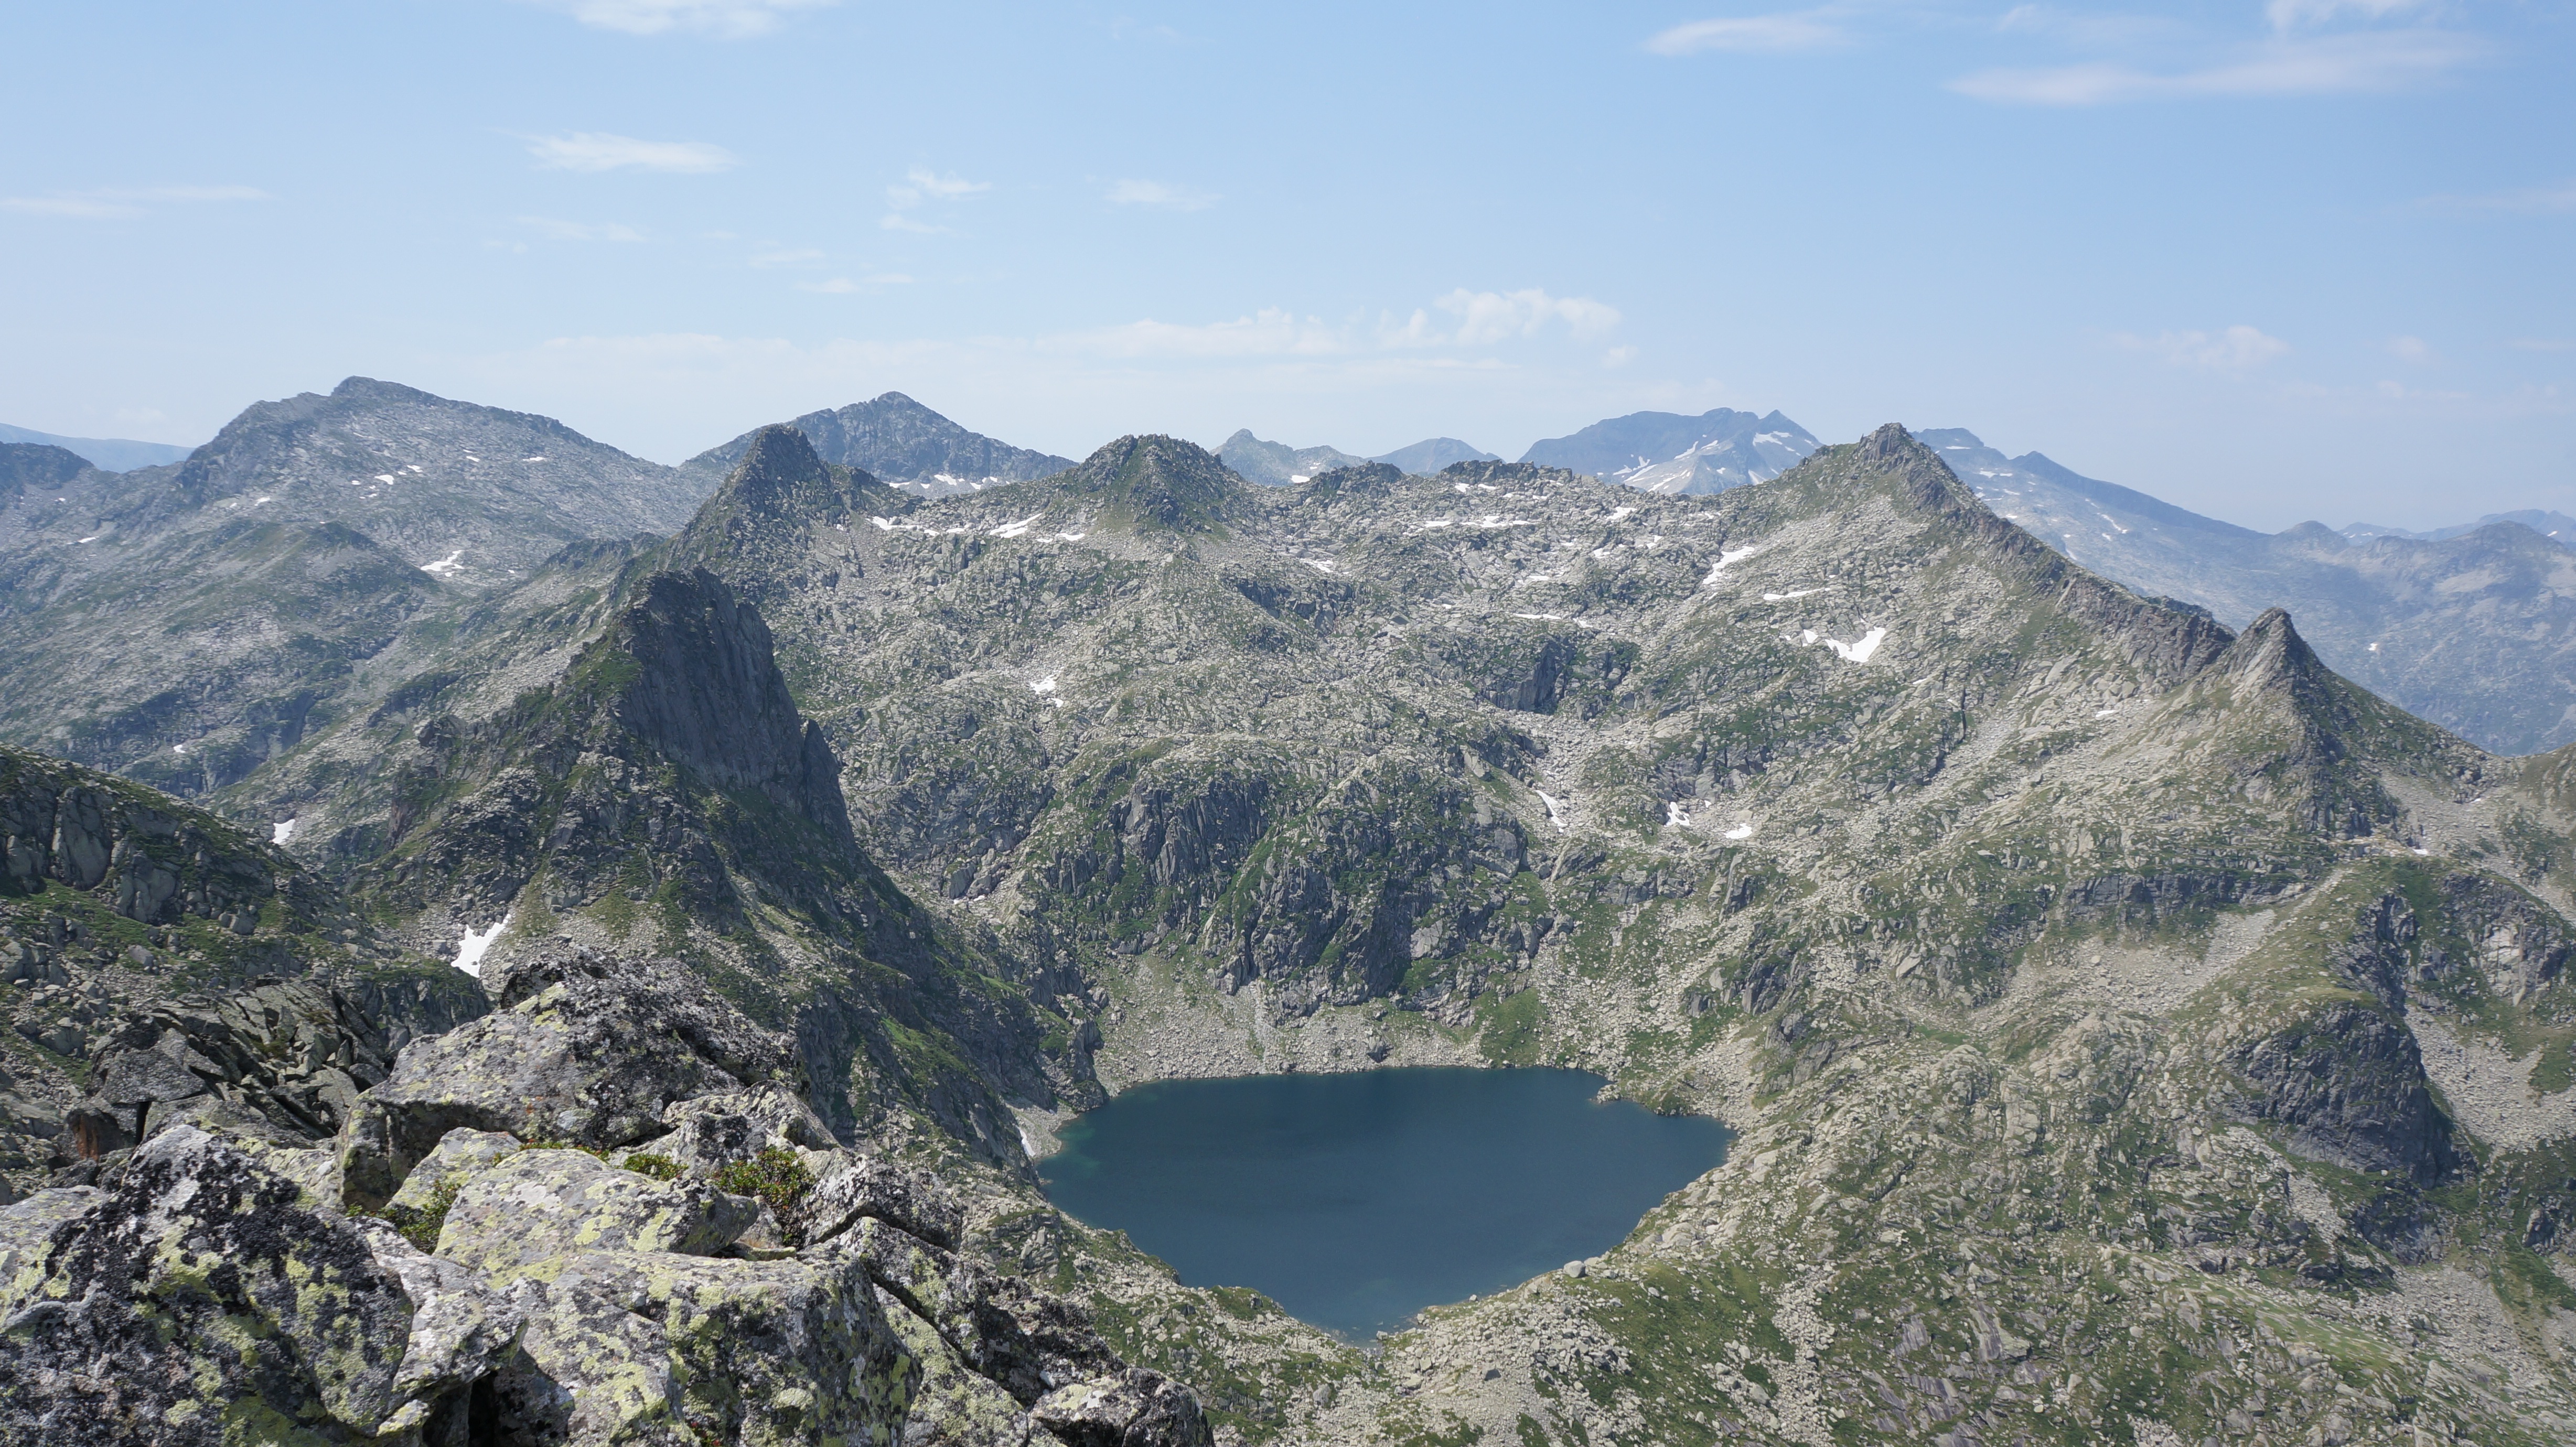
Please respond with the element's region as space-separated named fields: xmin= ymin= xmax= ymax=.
xmin=1037 ymin=1067 xmax=1734 ymax=1340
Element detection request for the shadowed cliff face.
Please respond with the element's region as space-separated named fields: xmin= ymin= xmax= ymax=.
xmin=607 ymin=567 xmax=856 ymax=857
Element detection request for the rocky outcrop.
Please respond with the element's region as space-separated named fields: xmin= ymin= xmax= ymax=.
xmin=334 ymin=948 xmax=795 ymax=1209
xmin=434 ymin=1147 xmax=763 ymax=1272
xmin=1 ymin=742 xmax=308 ymax=930
xmin=2230 ymin=999 xmax=2458 ymax=1180
xmin=0 ymin=1127 xmax=425 ymax=1441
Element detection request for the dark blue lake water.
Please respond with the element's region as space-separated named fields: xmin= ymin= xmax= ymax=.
xmin=1037 ymin=1066 xmax=1732 ymax=1340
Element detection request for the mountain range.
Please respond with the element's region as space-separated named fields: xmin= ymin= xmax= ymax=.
xmin=1916 ymin=427 xmax=2576 ymax=755
xmin=6 ymin=383 xmax=2576 ymax=1444
xmin=684 ymin=391 xmax=1076 ymax=498
xmin=1216 ymin=430 xmax=1499 ymax=486
xmin=0 ymin=421 xmax=196 ymax=472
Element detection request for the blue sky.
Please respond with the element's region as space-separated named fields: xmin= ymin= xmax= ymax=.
xmin=3 ymin=1 xmax=2569 ymax=529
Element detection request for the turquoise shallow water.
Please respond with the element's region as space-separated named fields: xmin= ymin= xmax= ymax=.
xmin=1037 ymin=1066 xmax=1733 ymax=1340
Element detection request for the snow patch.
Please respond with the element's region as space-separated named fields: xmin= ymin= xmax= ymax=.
xmin=374 ymin=473 xmax=396 ymax=484
xmin=1723 ymin=822 xmax=1754 ymax=841
xmin=1537 ymin=792 xmax=1568 ymax=832
xmin=1606 ymin=506 xmax=1637 ymax=522
xmin=253 ymin=496 xmax=271 ymax=505
xmin=272 ymin=819 xmax=296 ymax=845
xmin=1762 ymin=588 xmax=1829 ymax=601
xmin=1664 ymin=801 xmax=1692 ymax=828
xmin=522 ymin=456 xmax=546 ymax=462
xmin=989 ymin=514 xmax=1044 ymax=538
xmin=452 ymin=914 xmax=511 ymax=979
xmin=1304 ymin=558 xmax=1336 ymax=573
xmin=1823 ymin=627 xmax=1887 ymax=664
xmin=1700 ymin=545 xmax=1762 ymax=586
xmin=2093 ymin=707 xmax=2119 ymax=719
xmin=422 ymin=550 xmax=465 ymax=577
xmin=1029 ymin=675 xmax=1057 ymax=695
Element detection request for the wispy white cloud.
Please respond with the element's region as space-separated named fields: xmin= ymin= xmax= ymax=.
xmin=749 ymin=246 xmax=823 ymax=267
xmin=1060 ymin=308 xmax=1349 ymax=360
xmin=1 ymin=185 xmax=269 ymax=220
xmin=881 ymin=167 xmax=987 ymax=234
xmin=520 ymin=216 xmax=643 ymax=242
xmin=1647 ymin=12 xmax=1841 ymax=56
xmin=886 ymin=168 xmax=989 ymax=208
xmin=2418 ymin=179 xmax=2576 ymax=215
xmin=2114 ymin=325 xmax=2291 ymax=370
xmin=525 ymin=132 xmax=737 ymax=173
xmin=1437 ymin=288 xmax=1622 ymax=344
xmin=1059 ymin=288 xmax=1621 ymax=360
xmin=2383 ymin=334 xmax=2436 ymax=363
xmin=797 ymin=274 xmax=911 ymax=293
xmin=1108 ymin=179 xmax=1220 ymax=211
xmin=2508 ymin=338 xmax=2574 ymax=353
xmin=1954 ymin=27 xmax=2482 ymax=104
xmin=518 ymin=0 xmax=835 ymax=38
xmin=2264 ymin=0 xmax=2429 ymax=34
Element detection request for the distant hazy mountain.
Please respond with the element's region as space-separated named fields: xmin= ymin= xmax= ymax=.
xmin=1221 ymin=430 xmax=1502 ymax=485
xmin=1918 ymin=427 xmax=2576 ymax=754
xmin=1216 ymin=430 xmax=1372 ymax=487
xmin=1518 ymin=407 xmax=1819 ymax=494
xmin=1370 ymin=437 xmax=1499 ymax=474
xmin=686 ymin=392 xmax=1073 ymax=498
xmin=0 ymin=421 xmax=195 ymax=471
xmin=2344 ymin=509 xmax=2576 ymax=545
xmin=0 ymin=377 xmax=701 ymax=793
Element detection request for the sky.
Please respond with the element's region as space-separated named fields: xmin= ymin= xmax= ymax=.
xmin=3 ymin=1 xmax=2570 ymax=531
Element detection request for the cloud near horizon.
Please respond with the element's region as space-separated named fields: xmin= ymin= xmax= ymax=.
xmin=2114 ymin=325 xmax=2291 ymax=370
xmin=1953 ymin=24 xmax=2482 ymax=105
xmin=524 ymin=132 xmax=737 ymax=172
xmin=0 ymin=185 xmax=269 ymax=220
xmin=518 ymin=0 xmax=835 ymax=38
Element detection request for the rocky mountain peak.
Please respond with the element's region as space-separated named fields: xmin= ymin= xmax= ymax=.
xmin=2218 ymin=606 xmax=2330 ymax=694
xmin=717 ymin=422 xmax=886 ymax=524
xmin=683 ymin=393 xmax=1074 ymax=498
xmin=0 ymin=441 xmax=92 ymax=505
xmin=598 ymin=567 xmax=855 ymax=851
xmin=1060 ymin=434 xmax=1247 ymax=534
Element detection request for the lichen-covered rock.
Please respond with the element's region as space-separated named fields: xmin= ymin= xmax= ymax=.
xmin=0 ymin=1126 xmax=416 ymax=1442
xmin=838 ymin=1217 xmax=1121 ymax=1407
xmin=390 ymin=1125 xmax=524 ymax=1213
xmin=335 ymin=947 xmax=796 ymax=1208
xmin=1028 ymin=1369 xmax=1216 ymax=1447
xmin=877 ymin=1288 xmax=1042 ymax=1447
xmin=352 ymin=1216 xmax=525 ymax=1434
xmin=800 ymin=1149 xmax=967 ymax=1250
xmin=659 ymin=1083 xmax=837 ymax=1173
xmin=495 ymin=1245 xmax=920 ymax=1446
xmin=435 ymin=1147 xmax=760 ymax=1276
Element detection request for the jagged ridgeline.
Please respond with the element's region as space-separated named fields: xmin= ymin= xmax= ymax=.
xmin=5 ymin=413 xmax=2576 ymax=1445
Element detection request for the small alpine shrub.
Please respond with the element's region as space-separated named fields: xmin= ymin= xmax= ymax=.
xmin=713 ymin=1146 xmax=815 ymax=1219
xmin=622 ymin=1151 xmax=683 ymax=1181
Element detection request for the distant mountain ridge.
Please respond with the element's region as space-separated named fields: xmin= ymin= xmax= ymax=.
xmin=0 ymin=422 xmax=196 ymax=472
xmin=1915 ymin=426 xmax=2576 ymax=754
xmin=684 ymin=391 xmax=1074 ymax=498
xmin=1517 ymin=406 xmax=1819 ymax=494
xmin=2344 ymin=509 xmax=2576 ymax=545
xmin=1216 ymin=429 xmax=1501 ymax=485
